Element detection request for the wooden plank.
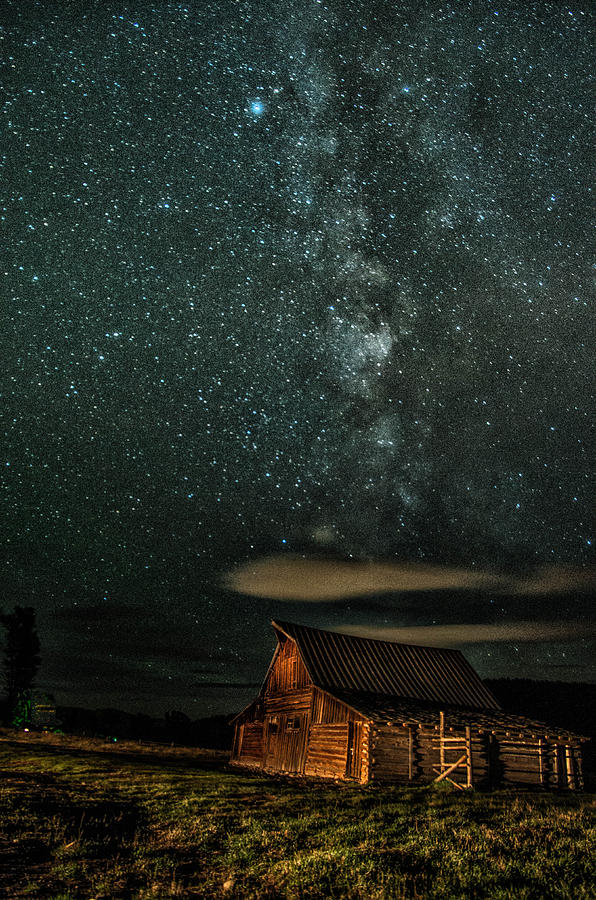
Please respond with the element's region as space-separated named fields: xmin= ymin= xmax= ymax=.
xmin=264 ymin=637 xmax=310 ymax=694
xmin=502 ymin=771 xmax=545 ymax=785
xmin=466 ymin=726 xmax=473 ymax=788
xmin=239 ymin=722 xmax=264 ymax=763
xmin=501 ymin=762 xmax=544 ymax=772
xmin=311 ymin=688 xmax=363 ymax=725
xmin=565 ymin=745 xmax=576 ymax=790
xmin=360 ymin=731 xmax=370 ymax=782
xmin=369 ymin=723 xmax=415 ymax=782
xmin=346 ymin=721 xmax=363 ymax=779
xmin=553 ymin=745 xmax=560 ymax=786
xmin=499 ymin=740 xmax=551 ymax=749
xmin=433 ymin=753 xmax=467 ymax=783
xmin=304 ymin=723 xmax=349 ymax=778
xmin=265 ymin=689 xmax=313 ymax=715
xmin=231 ymin=724 xmax=243 ymax=761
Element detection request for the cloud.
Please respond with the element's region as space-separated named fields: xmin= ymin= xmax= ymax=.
xmin=333 ymin=622 xmax=590 ymax=647
xmin=224 ymin=554 xmax=593 ymax=602
xmin=513 ymin=565 xmax=595 ymax=595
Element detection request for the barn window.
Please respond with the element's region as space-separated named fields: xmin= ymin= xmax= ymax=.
xmin=286 ymin=716 xmax=302 ymax=731
xmin=268 ymin=718 xmax=279 ymax=734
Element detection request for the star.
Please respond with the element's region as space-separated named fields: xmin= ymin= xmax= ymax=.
xmin=1 ymin=0 xmax=592 ymax=716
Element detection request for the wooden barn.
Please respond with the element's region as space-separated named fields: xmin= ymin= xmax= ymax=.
xmin=231 ymin=620 xmax=586 ymax=789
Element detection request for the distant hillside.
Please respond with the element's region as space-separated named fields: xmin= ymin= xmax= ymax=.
xmin=56 ymin=706 xmax=234 ymax=748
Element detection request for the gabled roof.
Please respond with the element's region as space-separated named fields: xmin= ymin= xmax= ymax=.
xmin=272 ymin=620 xmax=500 ymax=710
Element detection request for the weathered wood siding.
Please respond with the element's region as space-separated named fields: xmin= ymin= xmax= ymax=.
xmin=261 ymin=687 xmax=313 ymax=773
xmin=369 ymin=727 xmax=583 ymax=789
xmin=237 ymin=634 xmax=366 ymax=780
xmin=304 ymin=723 xmax=350 ymax=778
xmin=415 ymin=735 xmax=441 ymax=781
xmin=369 ymin=726 xmax=490 ymax=785
xmin=312 ymin=690 xmax=361 ymax=724
xmin=369 ymin=725 xmax=412 ymax=782
xmin=236 ymin=723 xmax=264 ymax=765
xmin=263 ymin=714 xmax=309 ymax=773
xmin=264 ymin=689 xmax=312 ymax=716
xmin=497 ymin=739 xmax=582 ymax=788
xmin=254 ymin=641 xmax=314 ymax=774
xmin=496 ymin=739 xmax=542 ymax=785
xmin=346 ymin=721 xmax=365 ymax=780
xmin=265 ymin=637 xmax=310 ymax=693
xmin=307 ymin=689 xmax=369 ymax=781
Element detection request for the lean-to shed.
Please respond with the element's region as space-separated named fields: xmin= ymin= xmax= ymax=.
xmin=230 ymin=620 xmax=586 ymax=789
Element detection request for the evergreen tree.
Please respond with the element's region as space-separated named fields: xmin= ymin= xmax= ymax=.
xmin=0 ymin=606 xmax=41 ymax=722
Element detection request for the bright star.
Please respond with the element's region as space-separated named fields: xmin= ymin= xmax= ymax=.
xmin=250 ymin=100 xmax=264 ymax=116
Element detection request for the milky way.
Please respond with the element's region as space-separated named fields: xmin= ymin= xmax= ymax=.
xmin=1 ymin=1 xmax=593 ymax=713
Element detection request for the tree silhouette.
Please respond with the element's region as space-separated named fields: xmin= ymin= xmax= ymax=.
xmin=165 ymin=709 xmax=191 ymax=743
xmin=0 ymin=606 xmax=41 ymax=722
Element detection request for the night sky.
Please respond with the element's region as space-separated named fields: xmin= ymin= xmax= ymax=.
xmin=2 ymin=1 xmax=594 ymax=718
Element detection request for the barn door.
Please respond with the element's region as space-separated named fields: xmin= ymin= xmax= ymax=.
xmin=264 ymin=717 xmax=280 ymax=769
xmin=346 ymin=721 xmax=363 ymax=779
xmin=283 ymin=715 xmax=309 ymax=773
xmin=264 ymin=715 xmax=308 ymax=773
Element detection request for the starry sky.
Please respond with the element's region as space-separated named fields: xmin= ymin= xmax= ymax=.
xmin=1 ymin=0 xmax=594 ymax=717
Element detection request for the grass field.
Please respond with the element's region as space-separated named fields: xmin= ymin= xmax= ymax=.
xmin=0 ymin=730 xmax=594 ymax=899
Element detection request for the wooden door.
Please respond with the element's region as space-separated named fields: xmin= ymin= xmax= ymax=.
xmin=282 ymin=715 xmax=309 ymax=773
xmin=264 ymin=717 xmax=280 ymax=769
xmin=264 ymin=715 xmax=309 ymax=773
xmin=346 ymin=721 xmax=363 ymax=779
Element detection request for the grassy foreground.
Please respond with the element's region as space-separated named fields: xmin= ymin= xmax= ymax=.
xmin=0 ymin=731 xmax=594 ymax=899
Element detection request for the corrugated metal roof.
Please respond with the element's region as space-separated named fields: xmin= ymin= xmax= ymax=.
xmin=272 ymin=620 xmax=501 ymax=710
xmin=327 ymin=689 xmax=586 ymax=739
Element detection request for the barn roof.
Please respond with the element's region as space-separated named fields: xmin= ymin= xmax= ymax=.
xmin=325 ymin=689 xmax=587 ymax=740
xmin=272 ymin=620 xmax=500 ymax=710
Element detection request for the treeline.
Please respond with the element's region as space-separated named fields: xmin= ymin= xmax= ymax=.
xmin=484 ymin=678 xmax=596 ymax=739
xmin=0 ymin=605 xmax=235 ymax=747
xmin=56 ymin=706 xmax=234 ymax=749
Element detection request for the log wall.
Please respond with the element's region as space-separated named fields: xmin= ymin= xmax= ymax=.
xmin=428 ymin=733 xmax=489 ymax=786
xmin=497 ymin=739 xmax=583 ymax=788
xmin=369 ymin=727 xmax=583 ymax=789
xmin=369 ymin=725 xmax=490 ymax=785
xmin=497 ymin=739 xmax=543 ymax=785
xmin=369 ymin=724 xmax=412 ymax=782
